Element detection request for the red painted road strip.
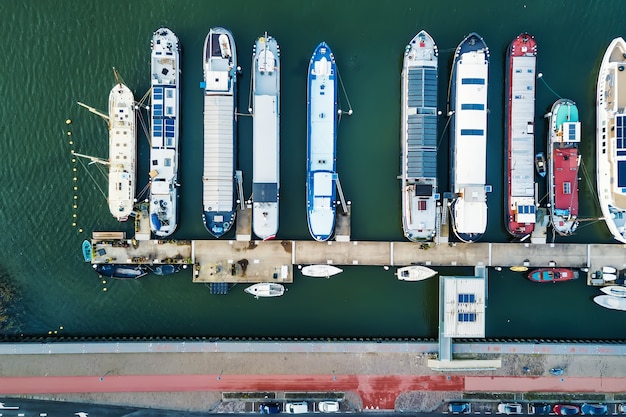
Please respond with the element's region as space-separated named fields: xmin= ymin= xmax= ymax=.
xmin=1 ymin=374 xmax=624 ymax=410
xmin=0 ymin=374 xmax=462 ymax=409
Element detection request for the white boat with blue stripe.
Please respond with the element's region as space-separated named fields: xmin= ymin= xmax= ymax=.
xmin=401 ymin=30 xmax=439 ymax=242
xmin=307 ymin=42 xmax=338 ymax=242
xmin=449 ymin=32 xmax=490 ymax=243
xmin=597 ymin=37 xmax=626 ymax=243
xmin=251 ymin=33 xmax=280 ymax=241
xmin=149 ymin=27 xmax=180 ymax=237
xmin=202 ymin=27 xmax=238 ymax=238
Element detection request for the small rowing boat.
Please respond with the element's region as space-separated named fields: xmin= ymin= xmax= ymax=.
xmin=301 ymin=264 xmax=343 ymax=278
xmin=395 ymin=265 xmax=437 ymax=281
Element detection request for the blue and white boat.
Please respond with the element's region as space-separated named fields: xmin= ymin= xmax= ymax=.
xmin=202 ymin=27 xmax=238 ymax=238
xmin=449 ymin=33 xmax=490 ymax=243
xmin=251 ymin=33 xmax=280 ymax=241
xmin=307 ymin=42 xmax=338 ymax=241
xmin=149 ymin=28 xmax=180 ymax=238
xmin=401 ymin=30 xmax=439 ymax=242
xmin=94 ymin=264 xmax=147 ymax=280
xmin=82 ymin=240 xmax=92 ymax=262
xmin=597 ymin=37 xmax=626 ymax=243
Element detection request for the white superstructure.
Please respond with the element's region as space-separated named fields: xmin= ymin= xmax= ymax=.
xmin=149 ymin=27 xmax=180 ymax=237
xmin=597 ymin=37 xmax=626 ymax=243
xmin=107 ymin=83 xmax=136 ymax=222
xmin=251 ymin=33 xmax=280 ymax=240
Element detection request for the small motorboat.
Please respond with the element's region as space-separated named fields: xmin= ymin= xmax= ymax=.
xmin=535 ymin=152 xmax=547 ymax=177
xmin=152 ymin=264 xmax=182 ymax=276
xmin=301 ymin=264 xmax=343 ymax=278
xmin=82 ymin=240 xmax=93 ymax=262
xmin=549 ymin=367 xmax=564 ymax=376
xmin=527 ymin=268 xmax=578 ymax=283
xmin=395 ymin=265 xmax=437 ymax=281
xmin=594 ymin=294 xmax=626 ymax=311
xmin=244 ymin=283 xmax=285 ymax=298
xmin=94 ymin=264 xmax=148 ymax=280
xmin=600 ymin=285 xmax=626 ymax=297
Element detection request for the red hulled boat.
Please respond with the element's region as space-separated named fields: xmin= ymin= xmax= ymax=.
xmin=505 ymin=33 xmax=538 ymax=239
xmin=527 ymin=268 xmax=579 ymax=283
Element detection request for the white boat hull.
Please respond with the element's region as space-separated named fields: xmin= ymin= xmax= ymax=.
xmin=108 ymin=83 xmax=136 ymax=222
xmin=150 ymin=27 xmax=180 ymax=237
xmin=301 ymin=264 xmax=343 ymax=278
xmin=594 ymin=294 xmax=626 ymax=311
xmin=244 ymin=283 xmax=285 ymax=298
xmin=396 ymin=265 xmax=437 ymax=281
xmin=600 ymin=285 xmax=626 ymax=297
xmin=596 ymin=37 xmax=626 ymax=243
xmin=400 ymin=30 xmax=439 ymax=242
xmin=252 ymin=33 xmax=280 ymax=240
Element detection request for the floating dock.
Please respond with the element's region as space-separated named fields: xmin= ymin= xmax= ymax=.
xmin=90 ymin=234 xmax=626 ymax=286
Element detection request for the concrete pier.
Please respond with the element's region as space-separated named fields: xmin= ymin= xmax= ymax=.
xmin=90 ymin=235 xmax=626 ymax=285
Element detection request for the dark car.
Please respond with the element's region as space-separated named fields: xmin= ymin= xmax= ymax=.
xmin=448 ymin=402 xmax=471 ymax=413
xmin=260 ymin=403 xmax=282 ymax=414
xmin=581 ymin=403 xmax=608 ymax=415
xmin=530 ymin=403 xmax=552 ymax=415
xmin=554 ymin=404 xmax=581 ymax=415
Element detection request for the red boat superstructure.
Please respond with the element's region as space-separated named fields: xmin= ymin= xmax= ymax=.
xmin=505 ymin=33 xmax=537 ymax=239
xmin=547 ymin=99 xmax=581 ymax=236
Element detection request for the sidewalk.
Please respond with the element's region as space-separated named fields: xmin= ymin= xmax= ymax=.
xmin=1 ymin=348 xmax=625 ymax=411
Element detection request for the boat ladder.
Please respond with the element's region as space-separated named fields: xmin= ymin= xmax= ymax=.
xmin=334 ymin=174 xmax=348 ymax=215
xmin=235 ymin=170 xmax=245 ymax=211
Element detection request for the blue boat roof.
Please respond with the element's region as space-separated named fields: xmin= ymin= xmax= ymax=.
xmin=406 ymin=67 xmax=437 ymax=178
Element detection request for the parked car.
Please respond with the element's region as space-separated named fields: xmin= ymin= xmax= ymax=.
xmin=448 ymin=402 xmax=471 ymax=413
xmin=318 ymin=401 xmax=340 ymax=412
xmin=618 ymin=403 xmax=626 ymax=414
xmin=530 ymin=403 xmax=552 ymax=415
xmin=554 ymin=404 xmax=581 ymax=415
xmin=498 ymin=403 xmax=523 ymax=415
xmin=285 ymin=402 xmax=308 ymax=414
xmin=259 ymin=403 xmax=281 ymax=414
xmin=581 ymin=403 xmax=608 ymax=415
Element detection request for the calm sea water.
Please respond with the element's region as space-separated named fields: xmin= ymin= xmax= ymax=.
xmin=2 ymin=0 xmax=626 ymax=340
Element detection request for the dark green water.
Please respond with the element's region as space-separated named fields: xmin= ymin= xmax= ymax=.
xmin=2 ymin=0 xmax=626 ymax=340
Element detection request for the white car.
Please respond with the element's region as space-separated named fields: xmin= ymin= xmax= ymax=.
xmin=318 ymin=401 xmax=340 ymax=412
xmin=285 ymin=402 xmax=308 ymax=414
xmin=497 ymin=403 xmax=522 ymax=415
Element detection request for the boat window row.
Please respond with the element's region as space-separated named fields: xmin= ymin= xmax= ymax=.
xmin=460 ymin=129 xmax=485 ymax=136
xmin=458 ymin=313 xmax=477 ymax=322
xmin=458 ymin=293 xmax=476 ymax=303
xmin=461 ymin=78 xmax=485 ymax=85
xmin=461 ymin=103 xmax=485 ymax=110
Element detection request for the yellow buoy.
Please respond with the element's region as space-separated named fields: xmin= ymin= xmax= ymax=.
xmin=66 ymin=119 xmax=72 ymax=125
xmin=60 ymin=326 xmax=64 ymax=330
xmin=67 ymin=131 xmax=72 ymax=136
xmin=103 ymin=288 xmax=108 ymax=292
xmin=78 ymin=228 xmax=83 ymax=233
xmin=510 ymin=266 xmax=529 ymax=272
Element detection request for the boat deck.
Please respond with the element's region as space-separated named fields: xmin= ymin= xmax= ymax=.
xmin=552 ymin=148 xmax=579 ymax=215
xmin=89 ymin=236 xmax=626 ymax=287
xmin=203 ymin=95 xmax=235 ymax=213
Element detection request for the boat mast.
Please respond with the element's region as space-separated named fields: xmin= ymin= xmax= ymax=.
xmin=77 ymin=101 xmax=110 ymax=125
xmin=72 ymin=151 xmax=110 ymax=166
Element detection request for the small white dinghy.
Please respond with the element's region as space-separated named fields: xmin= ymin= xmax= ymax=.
xmin=396 ymin=265 xmax=437 ymax=281
xmin=301 ymin=264 xmax=343 ymax=278
xmin=244 ymin=283 xmax=285 ymax=298
xmin=594 ymin=295 xmax=626 ymax=311
xmin=600 ymin=285 xmax=626 ymax=297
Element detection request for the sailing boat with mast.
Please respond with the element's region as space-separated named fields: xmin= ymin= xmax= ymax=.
xmin=75 ymin=69 xmax=137 ymax=222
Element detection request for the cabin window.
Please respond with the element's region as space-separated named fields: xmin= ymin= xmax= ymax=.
xmin=458 ymin=293 xmax=476 ymax=303
xmin=461 ymin=103 xmax=484 ymax=110
xmin=164 ymin=158 xmax=172 ymax=167
xmin=563 ymin=182 xmax=571 ymax=194
xmin=461 ymin=78 xmax=485 ymax=85
xmin=166 ymin=89 xmax=174 ymax=98
xmin=458 ymin=313 xmax=476 ymax=322
xmin=166 ymin=106 xmax=173 ymax=115
xmin=515 ymin=69 xmax=522 ymax=73
xmin=460 ymin=129 xmax=484 ymax=136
